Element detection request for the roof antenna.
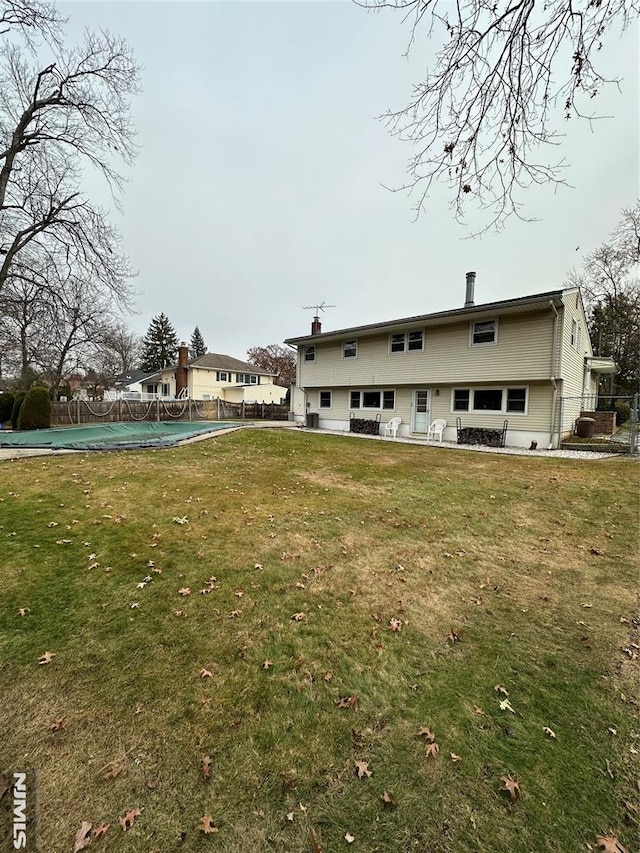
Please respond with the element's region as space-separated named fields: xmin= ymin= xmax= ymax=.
xmin=303 ymin=301 xmax=335 ymax=335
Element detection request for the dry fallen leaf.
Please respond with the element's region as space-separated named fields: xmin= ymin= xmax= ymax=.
xmin=345 ymin=832 xmax=355 ymax=843
xmin=178 ymin=587 xmax=191 ymax=597
xmin=447 ymin=628 xmax=463 ymax=642
xmin=49 ymin=717 xmax=65 ymax=733
xmin=417 ymin=726 xmax=436 ymax=742
xmin=92 ymin=823 xmax=110 ymax=839
xmin=380 ymin=791 xmax=397 ymax=807
xmin=336 ymin=696 xmax=358 ymax=710
xmin=118 ymin=807 xmax=142 ymax=831
xmin=425 ymin=742 xmax=440 ymax=759
xmin=354 ymin=760 xmax=372 ymax=778
xmin=500 ymin=775 xmax=520 ymax=802
xmin=17 ymin=607 xmax=30 ymax=617
xmin=494 ymin=685 xmax=509 ymax=696
xmin=73 ymin=821 xmax=92 ymax=852
xmin=542 ymin=726 xmax=556 ymax=739
xmin=262 ymin=659 xmax=273 ymax=670
xmin=450 ymin=752 xmax=462 ymax=762
xmin=389 ymin=618 xmax=403 ymax=631
xmin=199 ymin=814 xmax=218 ymax=834
xmin=595 ymin=835 xmax=629 ymax=852
xmin=499 ymin=698 xmax=515 ymax=714
xmin=38 ymin=651 xmax=55 ymax=665
xmin=291 ymin=612 xmax=306 ymax=622
xmin=201 ymin=756 xmax=212 ymax=781
xmin=199 ymin=668 xmax=213 ymax=679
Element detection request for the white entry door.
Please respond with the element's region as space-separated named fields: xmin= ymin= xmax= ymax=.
xmin=413 ymin=389 xmax=431 ymax=433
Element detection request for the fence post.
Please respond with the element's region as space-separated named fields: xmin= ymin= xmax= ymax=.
xmin=76 ymin=398 xmax=80 ymax=425
xmin=631 ymin=393 xmax=639 ymax=455
xmin=242 ymin=401 xmax=245 ymax=419
xmin=189 ymin=397 xmax=192 ymax=421
xmin=156 ymin=398 xmax=160 ymax=422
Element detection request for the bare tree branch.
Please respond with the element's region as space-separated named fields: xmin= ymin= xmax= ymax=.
xmin=360 ymin=0 xmax=639 ymax=232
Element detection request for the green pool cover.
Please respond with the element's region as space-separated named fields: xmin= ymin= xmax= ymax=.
xmin=0 ymin=421 xmax=237 ymax=450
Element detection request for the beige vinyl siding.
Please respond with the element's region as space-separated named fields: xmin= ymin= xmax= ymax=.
xmin=300 ymin=312 xmax=555 ymax=388
xmin=313 ymin=382 xmax=553 ymax=433
xmin=557 ymin=289 xmax=592 ymax=396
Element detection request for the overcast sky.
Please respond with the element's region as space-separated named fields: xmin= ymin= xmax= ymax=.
xmin=59 ymin=1 xmax=638 ymax=359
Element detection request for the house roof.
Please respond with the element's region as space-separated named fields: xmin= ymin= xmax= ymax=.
xmin=142 ymin=353 xmax=276 ymax=381
xmin=190 ymin=353 xmax=275 ymax=376
xmin=284 ymin=288 xmax=568 ymax=346
xmin=114 ymin=369 xmax=159 ymax=387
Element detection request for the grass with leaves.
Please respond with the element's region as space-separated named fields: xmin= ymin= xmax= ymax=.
xmin=0 ymin=428 xmax=638 ymax=853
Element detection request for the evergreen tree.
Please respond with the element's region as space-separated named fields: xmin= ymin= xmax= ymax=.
xmin=190 ymin=326 xmax=207 ymax=359
xmin=140 ymin=313 xmax=179 ymax=372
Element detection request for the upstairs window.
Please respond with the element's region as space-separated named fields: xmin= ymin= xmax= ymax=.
xmin=343 ymin=339 xmax=358 ymax=359
xmin=571 ymin=319 xmax=577 ymax=347
xmin=390 ymin=333 xmax=405 ymax=353
xmin=304 ymin=345 xmax=316 ymax=362
xmin=471 ymin=319 xmax=497 ymax=346
xmin=390 ymin=330 xmax=424 ymax=353
xmin=216 ymin=371 xmax=230 ymax=382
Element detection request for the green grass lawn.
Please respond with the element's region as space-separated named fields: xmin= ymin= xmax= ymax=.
xmin=0 ymin=429 xmax=638 ymax=853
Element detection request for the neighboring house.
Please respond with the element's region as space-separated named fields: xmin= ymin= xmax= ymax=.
xmin=111 ymin=369 xmax=158 ymax=396
xmin=137 ymin=346 xmax=288 ymax=404
xmin=284 ymin=273 xmax=616 ymax=449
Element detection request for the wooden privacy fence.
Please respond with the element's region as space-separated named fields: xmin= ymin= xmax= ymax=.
xmin=50 ymin=398 xmax=290 ymax=426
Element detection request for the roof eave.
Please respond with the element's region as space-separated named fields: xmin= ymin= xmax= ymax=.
xmin=284 ymin=290 xmax=565 ymax=345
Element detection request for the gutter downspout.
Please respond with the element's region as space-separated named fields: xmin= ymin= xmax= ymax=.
xmin=549 ymin=300 xmax=559 ymax=449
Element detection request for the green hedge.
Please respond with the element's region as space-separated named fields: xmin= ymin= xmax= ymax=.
xmin=10 ymin=392 xmax=26 ymax=430
xmin=17 ymin=386 xmax=51 ymax=430
xmin=0 ymin=391 xmax=15 ymax=425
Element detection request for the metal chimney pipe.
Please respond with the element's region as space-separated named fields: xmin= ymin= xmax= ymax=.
xmin=464 ymin=271 xmax=476 ymax=307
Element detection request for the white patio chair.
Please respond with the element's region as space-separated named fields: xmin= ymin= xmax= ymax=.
xmin=383 ymin=416 xmax=401 ymax=438
xmin=426 ymin=418 xmax=447 ymax=442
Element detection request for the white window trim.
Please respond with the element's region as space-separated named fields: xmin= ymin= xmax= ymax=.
xmin=349 ymin=389 xmax=396 ymax=411
xmin=388 ymin=329 xmax=424 ymax=354
xmin=304 ymin=345 xmax=316 ymax=363
xmin=469 ymin=318 xmax=499 ymax=347
xmin=319 ymin=390 xmax=332 ymax=409
xmin=451 ymin=386 xmax=529 ymax=416
xmin=342 ymin=339 xmax=358 ymax=360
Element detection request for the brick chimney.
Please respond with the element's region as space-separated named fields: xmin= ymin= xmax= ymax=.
xmin=311 ymin=315 xmax=322 ymax=335
xmin=464 ymin=271 xmax=476 ymax=307
xmin=175 ymin=342 xmax=189 ymax=398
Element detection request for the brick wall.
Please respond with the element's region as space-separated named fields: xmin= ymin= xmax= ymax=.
xmin=579 ymin=410 xmax=616 ymax=435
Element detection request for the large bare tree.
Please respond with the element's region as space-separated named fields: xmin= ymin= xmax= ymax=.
xmin=0 ymin=0 xmax=139 ymax=387
xmin=567 ymin=201 xmax=640 ymax=394
xmin=247 ymin=344 xmax=296 ymax=387
xmin=364 ymin=0 xmax=639 ymax=232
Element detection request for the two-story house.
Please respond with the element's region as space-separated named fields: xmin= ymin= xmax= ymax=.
xmin=139 ymin=346 xmax=288 ymax=404
xmin=284 ymin=273 xmax=616 ymax=449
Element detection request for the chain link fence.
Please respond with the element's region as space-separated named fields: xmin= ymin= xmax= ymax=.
xmin=559 ymin=394 xmax=638 ymax=454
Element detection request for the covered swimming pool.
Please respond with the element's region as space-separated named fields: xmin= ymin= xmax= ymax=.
xmin=0 ymin=421 xmax=238 ymax=451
